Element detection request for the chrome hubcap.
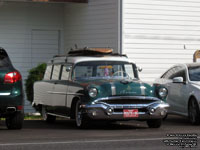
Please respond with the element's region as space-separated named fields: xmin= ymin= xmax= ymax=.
xmin=76 ymin=102 xmax=82 ymax=126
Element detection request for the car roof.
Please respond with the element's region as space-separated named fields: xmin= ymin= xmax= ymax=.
xmin=48 ymin=48 xmax=134 ymax=64
xmin=185 ymin=62 xmax=200 ymax=68
xmin=50 ymin=55 xmax=133 ymax=64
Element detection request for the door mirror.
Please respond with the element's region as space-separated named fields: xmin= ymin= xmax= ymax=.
xmin=66 ymin=66 xmax=72 ymax=72
xmin=173 ymin=77 xmax=183 ymax=83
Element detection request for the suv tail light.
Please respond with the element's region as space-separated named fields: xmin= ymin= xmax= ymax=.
xmin=4 ymin=71 xmax=22 ymax=84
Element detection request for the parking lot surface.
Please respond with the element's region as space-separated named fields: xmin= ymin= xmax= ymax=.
xmin=0 ymin=115 xmax=199 ymax=150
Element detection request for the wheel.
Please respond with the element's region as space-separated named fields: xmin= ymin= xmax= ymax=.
xmin=75 ymin=100 xmax=89 ymax=129
xmin=41 ymin=105 xmax=56 ymax=123
xmin=6 ymin=112 xmax=24 ymax=130
xmin=188 ymin=98 xmax=200 ymax=125
xmin=147 ymin=119 xmax=162 ymax=128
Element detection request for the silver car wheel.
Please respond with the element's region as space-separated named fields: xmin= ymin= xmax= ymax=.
xmin=75 ymin=100 xmax=89 ymax=128
xmin=75 ymin=101 xmax=82 ymax=127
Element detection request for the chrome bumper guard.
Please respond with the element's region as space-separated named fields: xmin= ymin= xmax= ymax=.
xmin=81 ymin=96 xmax=169 ymax=120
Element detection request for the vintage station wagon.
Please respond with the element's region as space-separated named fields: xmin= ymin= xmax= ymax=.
xmin=33 ymin=48 xmax=169 ymax=128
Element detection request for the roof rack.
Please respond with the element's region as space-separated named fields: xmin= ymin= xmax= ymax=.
xmin=67 ymin=47 xmax=127 ymax=57
xmin=53 ymin=47 xmax=127 ymax=58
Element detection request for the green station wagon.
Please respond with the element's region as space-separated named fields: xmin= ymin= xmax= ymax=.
xmin=33 ymin=48 xmax=169 ymax=128
xmin=0 ymin=48 xmax=24 ymax=129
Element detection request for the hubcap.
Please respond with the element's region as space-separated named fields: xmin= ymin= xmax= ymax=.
xmin=76 ymin=102 xmax=82 ymax=126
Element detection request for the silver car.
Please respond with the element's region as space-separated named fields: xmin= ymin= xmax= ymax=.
xmin=155 ymin=63 xmax=200 ymax=125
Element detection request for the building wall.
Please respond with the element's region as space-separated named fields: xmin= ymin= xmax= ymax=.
xmin=123 ymin=0 xmax=200 ymax=81
xmin=64 ymin=0 xmax=120 ymax=53
xmin=0 ymin=2 xmax=64 ymax=112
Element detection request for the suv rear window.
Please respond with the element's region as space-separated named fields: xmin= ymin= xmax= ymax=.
xmin=0 ymin=48 xmax=11 ymax=67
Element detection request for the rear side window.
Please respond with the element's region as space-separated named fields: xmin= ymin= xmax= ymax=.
xmin=44 ymin=65 xmax=53 ymax=80
xmin=0 ymin=48 xmax=11 ymax=67
xmin=61 ymin=65 xmax=71 ymax=80
xmin=52 ymin=65 xmax=61 ymax=80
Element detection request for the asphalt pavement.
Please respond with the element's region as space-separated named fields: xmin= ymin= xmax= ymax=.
xmin=0 ymin=115 xmax=199 ymax=150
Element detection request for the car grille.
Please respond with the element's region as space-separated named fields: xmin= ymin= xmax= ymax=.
xmin=99 ymin=99 xmax=156 ymax=105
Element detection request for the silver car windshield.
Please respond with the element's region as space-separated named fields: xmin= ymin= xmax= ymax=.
xmin=188 ymin=66 xmax=200 ymax=81
xmin=73 ymin=61 xmax=138 ymax=80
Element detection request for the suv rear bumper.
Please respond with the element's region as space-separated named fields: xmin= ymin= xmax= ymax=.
xmin=0 ymin=94 xmax=24 ymax=117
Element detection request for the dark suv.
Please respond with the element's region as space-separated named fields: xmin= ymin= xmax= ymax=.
xmin=0 ymin=48 xmax=24 ymax=129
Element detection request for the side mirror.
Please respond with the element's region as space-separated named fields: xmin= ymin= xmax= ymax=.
xmin=137 ymin=66 xmax=142 ymax=72
xmin=66 ymin=66 xmax=72 ymax=72
xmin=173 ymin=77 xmax=183 ymax=83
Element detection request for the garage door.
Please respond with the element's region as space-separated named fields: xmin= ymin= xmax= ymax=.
xmin=31 ymin=29 xmax=60 ymax=67
xmin=122 ymin=0 xmax=200 ymax=81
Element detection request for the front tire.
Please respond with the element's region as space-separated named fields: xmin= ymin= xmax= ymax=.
xmin=188 ymin=98 xmax=200 ymax=125
xmin=6 ymin=112 xmax=24 ymax=130
xmin=41 ymin=105 xmax=56 ymax=123
xmin=147 ymin=119 xmax=162 ymax=128
xmin=75 ymin=100 xmax=89 ymax=129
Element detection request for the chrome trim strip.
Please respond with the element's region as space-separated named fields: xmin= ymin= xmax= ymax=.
xmin=111 ymin=84 xmax=116 ymax=96
xmin=47 ymin=113 xmax=70 ymax=119
xmin=47 ymin=91 xmax=83 ymax=96
xmin=47 ymin=91 xmax=67 ymax=95
xmin=67 ymin=93 xmax=83 ymax=96
xmin=0 ymin=93 xmax=11 ymax=96
xmin=140 ymin=85 xmax=146 ymax=96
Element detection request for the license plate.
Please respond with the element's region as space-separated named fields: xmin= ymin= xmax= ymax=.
xmin=123 ymin=109 xmax=139 ymax=118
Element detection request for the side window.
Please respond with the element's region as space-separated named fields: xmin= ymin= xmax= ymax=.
xmin=44 ymin=65 xmax=53 ymax=80
xmin=162 ymin=66 xmax=182 ymax=79
xmin=172 ymin=69 xmax=186 ymax=81
xmin=61 ymin=65 xmax=71 ymax=80
xmin=52 ymin=64 xmax=61 ymax=80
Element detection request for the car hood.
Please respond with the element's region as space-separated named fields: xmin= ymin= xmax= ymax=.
xmin=77 ymin=78 xmax=155 ymax=98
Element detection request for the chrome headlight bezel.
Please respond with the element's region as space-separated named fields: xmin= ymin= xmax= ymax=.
xmin=158 ymin=87 xmax=168 ymax=99
xmin=89 ymin=88 xmax=98 ymax=98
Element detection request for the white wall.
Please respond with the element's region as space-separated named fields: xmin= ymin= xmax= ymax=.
xmin=123 ymin=0 xmax=200 ymax=81
xmin=64 ymin=0 xmax=120 ymax=53
xmin=0 ymin=2 xmax=64 ymax=112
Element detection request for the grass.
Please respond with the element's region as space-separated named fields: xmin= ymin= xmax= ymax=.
xmin=24 ymin=115 xmax=43 ymax=120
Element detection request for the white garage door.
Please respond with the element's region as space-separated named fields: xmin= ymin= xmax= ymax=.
xmin=122 ymin=0 xmax=200 ymax=81
xmin=31 ymin=29 xmax=60 ymax=67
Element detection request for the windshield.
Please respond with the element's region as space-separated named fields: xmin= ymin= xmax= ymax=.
xmin=73 ymin=61 xmax=138 ymax=80
xmin=188 ymin=66 xmax=200 ymax=81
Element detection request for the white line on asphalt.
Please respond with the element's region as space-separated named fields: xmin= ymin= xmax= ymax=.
xmin=0 ymin=137 xmax=199 ymax=146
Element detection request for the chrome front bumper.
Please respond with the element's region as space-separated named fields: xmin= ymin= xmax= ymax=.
xmin=81 ymin=96 xmax=169 ymax=120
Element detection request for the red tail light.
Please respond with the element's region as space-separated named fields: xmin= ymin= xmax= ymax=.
xmin=4 ymin=71 xmax=22 ymax=84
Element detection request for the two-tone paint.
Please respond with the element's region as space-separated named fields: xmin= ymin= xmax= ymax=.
xmin=33 ymin=55 xmax=169 ymax=124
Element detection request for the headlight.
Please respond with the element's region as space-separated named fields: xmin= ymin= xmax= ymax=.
xmin=89 ymin=88 xmax=98 ymax=98
xmin=158 ymin=87 xmax=168 ymax=99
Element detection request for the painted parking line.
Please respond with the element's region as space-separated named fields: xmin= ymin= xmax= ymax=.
xmin=0 ymin=137 xmax=199 ymax=146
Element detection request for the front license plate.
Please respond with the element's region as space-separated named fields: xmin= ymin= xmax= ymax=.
xmin=123 ymin=109 xmax=139 ymax=118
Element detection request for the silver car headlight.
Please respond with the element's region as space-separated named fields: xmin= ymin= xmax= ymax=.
xmin=158 ymin=87 xmax=168 ymax=99
xmin=89 ymin=88 xmax=98 ymax=98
